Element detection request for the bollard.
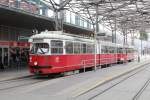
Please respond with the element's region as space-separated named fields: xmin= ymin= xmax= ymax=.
xmin=138 ymin=55 xmax=140 ymax=62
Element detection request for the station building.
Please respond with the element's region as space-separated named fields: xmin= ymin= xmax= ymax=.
xmin=0 ymin=0 xmax=96 ymax=69
xmin=1 ymin=0 xmax=148 ymax=71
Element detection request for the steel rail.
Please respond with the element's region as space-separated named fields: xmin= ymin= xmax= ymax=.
xmin=0 ymin=76 xmax=46 ymax=91
xmin=72 ymin=63 xmax=150 ymax=100
xmin=132 ymin=76 xmax=150 ymax=100
xmin=0 ymin=80 xmax=44 ymax=91
xmin=88 ymin=64 xmax=150 ymax=100
xmin=0 ymin=75 xmax=33 ymax=83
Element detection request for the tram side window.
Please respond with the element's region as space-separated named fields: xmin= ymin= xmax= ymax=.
xmin=107 ymin=46 xmax=112 ymax=53
xmin=101 ymin=46 xmax=107 ymax=54
xmin=101 ymin=46 xmax=104 ymax=54
xmin=131 ymin=48 xmax=134 ymax=53
xmin=110 ymin=47 xmax=114 ymax=53
xmin=87 ymin=44 xmax=94 ymax=54
xmin=51 ymin=40 xmax=63 ymax=54
xmin=110 ymin=47 xmax=116 ymax=53
xmin=65 ymin=41 xmax=73 ymax=54
xmin=105 ymin=46 xmax=109 ymax=53
xmin=117 ymin=48 xmax=124 ymax=53
xmin=127 ymin=48 xmax=133 ymax=53
xmin=125 ymin=48 xmax=129 ymax=54
xmin=81 ymin=43 xmax=86 ymax=53
xmin=91 ymin=44 xmax=95 ymax=53
xmin=126 ymin=48 xmax=129 ymax=53
xmin=129 ymin=48 xmax=134 ymax=53
xmin=114 ymin=47 xmax=117 ymax=53
xmin=74 ymin=42 xmax=80 ymax=54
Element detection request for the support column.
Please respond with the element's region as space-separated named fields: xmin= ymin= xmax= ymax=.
xmin=94 ymin=4 xmax=99 ymax=71
xmin=112 ymin=17 xmax=117 ymax=43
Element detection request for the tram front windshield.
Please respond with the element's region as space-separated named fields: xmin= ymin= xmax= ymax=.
xmin=31 ymin=43 xmax=49 ymax=54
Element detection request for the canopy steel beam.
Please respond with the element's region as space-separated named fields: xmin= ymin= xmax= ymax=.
xmin=41 ymin=0 xmax=150 ymax=35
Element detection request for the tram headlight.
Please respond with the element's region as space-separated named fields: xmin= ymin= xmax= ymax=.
xmin=120 ymin=58 xmax=124 ymax=61
xmin=34 ymin=61 xmax=38 ymax=66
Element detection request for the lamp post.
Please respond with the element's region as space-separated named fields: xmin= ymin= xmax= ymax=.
xmin=94 ymin=4 xmax=99 ymax=71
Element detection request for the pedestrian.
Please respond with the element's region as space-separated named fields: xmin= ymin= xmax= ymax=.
xmin=138 ymin=55 xmax=140 ymax=62
xmin=0 ymin=57 xmax=4 ymax=70
xmin=16 ymin=48 xmax=21 ymax=68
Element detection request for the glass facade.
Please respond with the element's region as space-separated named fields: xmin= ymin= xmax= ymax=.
xmin=0 ymin=25 xmax=32 ymax=42
xmin=0 ymin=0 xmax=93 ymax=30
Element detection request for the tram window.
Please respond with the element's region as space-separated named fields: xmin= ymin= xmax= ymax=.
xmin=127 ymin=48 xmax=132 ymax=53
xmin=125 ymin=48 xmax=129 ymax=53
xmin=92 ymin=44 xmax=95 ymax=53
xmin=107 ymin=46 xmax=111 ymax=53
xmin=110 ymin=47 xmax=113 ymax=53
xmin=130 ymin=48 xmax=134 ymax=53
xmin=108 ymin=47 xmax=111 ymax=53
xmin=110 ymin=47 xmax=116 ymax=53
xmin=101 ymin=46 xmax=107 ymax=54
xmin=51 ymin=40 xmax=63 ymax=54
xmin=31 ymin=43 xmax=49 ymax=54
xmin=126 ymin=48 xmax=129 ymax=53
xmin=101 ymin=46 xmax=104 ymax=54
xmin=74 ymin=42 xmax=80 ymax=54
xmin=113 ymin=47 xmax=117 ymax=53
xmin=87 ymin=44 xmax=90 ymax=53
xmin=117 ymin=48 xmax=124 ymax=53
xmin=87 ymin=44 xmax=94 ymax=53
xmin=65 ymin=41 xmax=73 ymax=54
xmin=105 ymin=46 xmax=109 ymax=53
xmin=81 ymin=43 xmax=86 ymax=53
xmin=131 ymin=48 xmax=134 ymax=53
xmin=129 ymin=49 xmax=131 ymax=53
xmin=117 ymin=48 xmax=122 ymax=53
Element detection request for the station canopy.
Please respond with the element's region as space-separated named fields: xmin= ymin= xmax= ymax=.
xmin=43 ymin=0 xmax=150 ymax=34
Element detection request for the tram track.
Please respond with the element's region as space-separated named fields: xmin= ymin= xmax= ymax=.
xmin=0 ymin=75 xmax=48 ymax=91
xmin=0 ymin=75 xmax=33 ymax=83
xmin=73 ymin=63 xmax=150 ymax=100
xmin=88 ymin=64 xmax=150 ymax=100
xmin=132 ymin=76 xmax=150 ymax=100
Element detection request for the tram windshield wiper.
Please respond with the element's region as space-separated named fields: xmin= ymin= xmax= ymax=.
xmin=38 ymin=48 xmax=46 ymax=54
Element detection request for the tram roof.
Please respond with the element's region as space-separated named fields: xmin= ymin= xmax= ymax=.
xmin=30 ymin=31 xmax=134 ymax=48
xmin=30 ymin=31 xmax=94 ymax=43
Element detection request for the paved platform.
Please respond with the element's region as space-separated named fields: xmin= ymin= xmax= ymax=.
xmin=0 ymin=67 xmax=30 ymax=81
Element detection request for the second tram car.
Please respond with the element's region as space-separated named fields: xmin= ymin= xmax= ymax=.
xmin=29 ymin=31 xmax=135 ymax=75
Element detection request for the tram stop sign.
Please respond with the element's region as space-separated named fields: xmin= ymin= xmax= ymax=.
xmin=96 ymin=33 xmax=106 ymax=39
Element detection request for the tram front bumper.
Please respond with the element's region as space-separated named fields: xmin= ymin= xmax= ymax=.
xmin=30 ymin=65 xmax=53 ymax=74
xmin=31 ymin=66 xmax=52 ymax=69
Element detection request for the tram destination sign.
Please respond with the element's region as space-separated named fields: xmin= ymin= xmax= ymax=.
xmin=33 ymin=39 xmax=44 ymax=42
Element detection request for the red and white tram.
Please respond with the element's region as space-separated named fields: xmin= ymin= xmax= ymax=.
xmin=28 ymin=31 xmax=135 ymax=75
